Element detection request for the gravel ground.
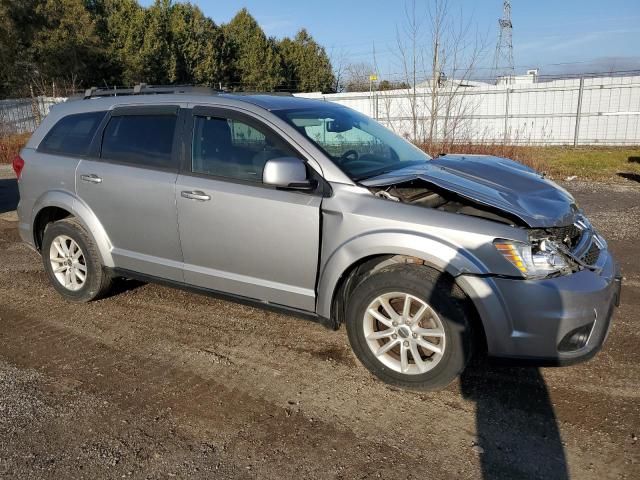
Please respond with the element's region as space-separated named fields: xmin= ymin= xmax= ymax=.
xmin=0 ymin=170 xmax=638 ymax=479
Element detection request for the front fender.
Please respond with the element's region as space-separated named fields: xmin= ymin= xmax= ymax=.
xmin=315 ymin=230 xmax=490 ymax=319
xmin=32 ymin=190 xmax=115 ymax=267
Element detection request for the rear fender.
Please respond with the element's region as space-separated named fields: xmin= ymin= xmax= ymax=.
xmin=32 ymin=190 xmax=114 ymax=267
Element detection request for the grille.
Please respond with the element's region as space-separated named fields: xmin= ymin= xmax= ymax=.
xmin=582 ymin=242 xmax=601 ymax=265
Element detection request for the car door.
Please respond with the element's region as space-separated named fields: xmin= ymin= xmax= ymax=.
xmin=176 ymin=106 xmax=322 ymax=311
xmin=76 ymin=105 xmax=184 ymax=281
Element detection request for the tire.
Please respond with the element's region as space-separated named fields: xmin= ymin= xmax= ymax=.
xmin=345 ymin=264 xmax=473 ymax=391
xmin=42 ymin=218 xmax=113 ymax=302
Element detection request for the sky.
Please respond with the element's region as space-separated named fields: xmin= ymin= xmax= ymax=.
xmin=140 ymin=0 xmax=640 ymax=80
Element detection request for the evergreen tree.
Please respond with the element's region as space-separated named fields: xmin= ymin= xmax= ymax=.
xmin=0 ymin=1 xmax=335 ymax=97
xmin=169 ymin=3 xmax=231 ymax=86
xmin=0 ymin=0 xmax=45 ymax=95
xmin=30 ymin=0 xmax=109 ymax=91
xmin=103 ymin=0 xmax=147 ymax=85
xmin=139 ymin=0 xmax=173 ymax=84
xmin=224 ymin=9 xmax=283 ymax=91
xmin=279 ymin=29 xmax=335 ymax=92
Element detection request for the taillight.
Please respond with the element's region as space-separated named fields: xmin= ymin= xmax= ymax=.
xmin=12 ymin=154 xmax=24 ymax=179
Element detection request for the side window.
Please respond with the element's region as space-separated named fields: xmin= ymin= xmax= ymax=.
xmin=39 ymin=111 xmax=106 ymax=156
xmin=192 ymin=115 xmax=297 ymax=182
xmin=101 ymin=114 xmax=177 ymax=169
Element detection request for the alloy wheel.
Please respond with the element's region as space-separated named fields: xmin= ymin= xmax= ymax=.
xmin=363 ymin=292 xmax=446 ymax=375
xmin=49 ymin=235 xmax=87 ymax=291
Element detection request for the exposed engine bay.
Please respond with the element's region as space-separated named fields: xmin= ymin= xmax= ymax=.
xmin=371 ymin=179 xmax=521 ymax=226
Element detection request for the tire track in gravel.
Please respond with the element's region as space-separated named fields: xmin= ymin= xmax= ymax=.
xmin=1 ymin=271 xmax=636 ymax=479
xmin=0 ymin=359 xmax=253 ymax=479
xmin=0 ymin=304 xmax=469 ymax=479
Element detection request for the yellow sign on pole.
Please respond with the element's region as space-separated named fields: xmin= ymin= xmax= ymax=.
xmin=369 ymin=74 xmax=378 ymax=81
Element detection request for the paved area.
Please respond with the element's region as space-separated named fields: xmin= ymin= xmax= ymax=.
xmin=0 ymin=169 xmax=638 ymax=479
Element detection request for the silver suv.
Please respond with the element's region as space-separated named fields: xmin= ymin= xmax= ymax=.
xmin=14 ymin=87 xmax=622 ymax=390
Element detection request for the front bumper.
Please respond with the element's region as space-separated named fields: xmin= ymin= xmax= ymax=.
xmin=460 ymin=248 xmax=621 ymax=365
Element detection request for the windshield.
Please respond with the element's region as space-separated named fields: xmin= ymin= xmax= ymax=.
xmin=274 ymin=105 xmax=431 ymax=181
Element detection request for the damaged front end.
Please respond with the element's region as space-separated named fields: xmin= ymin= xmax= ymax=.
xmin=365 ymin=156 xmax=606 ymax=280
xmin=493 ymin=219 xmax=607 ymax=279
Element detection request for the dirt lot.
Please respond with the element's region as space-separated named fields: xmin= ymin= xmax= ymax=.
xmin=0 ymin=166 xmax=638 ymax=479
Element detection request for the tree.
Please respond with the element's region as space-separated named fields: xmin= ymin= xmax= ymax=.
xmin=138 ymin=0 xmax=173 ymax=84
xmin=329 ymin=47 xmax=349 ymax=93
xmin=378 ymin=79 xmax=410 ymax=91
xmin=0 ymin=2 xmax=335 ymax=97
xmin=344 ymin=62 xmax=376 ymax=92
xmin=278 ymin=29 xmax=335 ymax=92
xmin=29 ymin=0 xmax=109 ymax=92
xmin=392 ymin=0 xmax=487 ymax=146
xmin=0 ymin=1 xmax=19 ymax=96
xmin=103 ymin=0 xmax=147 ymax=85
xmin=223 ymin=9 xmax=283 ymax=91
xmin=169 ymin=3 xmax=230 ymax=86
xmin=0 ymin=0 xmax=46 ymax=96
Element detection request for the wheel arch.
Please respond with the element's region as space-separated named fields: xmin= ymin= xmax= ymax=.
xmin=326 ymin=253 xmax=486 ymax=350
xmin=31 ymin=191 xmax=115 ymax=267
xmin=317 ymin=232 xmax=491 ymax=324
xmin=33 ymin=206 xmax=72 ymax=250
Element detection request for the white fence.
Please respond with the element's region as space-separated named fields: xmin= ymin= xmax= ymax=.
xmin=298 ymin=75 xmax=640 ymax=146
xmin=3 ymin=75 xmax=639 ymax=146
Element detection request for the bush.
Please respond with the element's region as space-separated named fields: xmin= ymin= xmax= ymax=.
xmin=0 ymin=133 xmax=30 ymax=165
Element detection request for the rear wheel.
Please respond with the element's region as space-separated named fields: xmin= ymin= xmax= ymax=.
xmin=345 ymin=264 xmax=473 ymax=391
xmin=42 ymin=218 xmax=113 ymax=302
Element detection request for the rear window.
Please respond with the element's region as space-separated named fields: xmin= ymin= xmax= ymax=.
xmin=39 ymin=111 xmax=106 ymax=156
xmin=100 ymin=114 xmax=177 ymax=169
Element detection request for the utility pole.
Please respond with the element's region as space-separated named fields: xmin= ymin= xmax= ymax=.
xmin=369 ymin=73 xmax=377 ymax=119
xmin=493 ymin=1 xmax=515 ymax=81
xmin=371 ymin=42 xmax=378 ymax=120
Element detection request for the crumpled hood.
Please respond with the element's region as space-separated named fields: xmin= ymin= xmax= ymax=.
xmin=361 ymin=154 xmax=579 ymax=228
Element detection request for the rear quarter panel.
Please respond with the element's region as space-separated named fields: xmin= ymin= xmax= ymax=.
xmin=17 ymin=147 xmax=79 ymax=246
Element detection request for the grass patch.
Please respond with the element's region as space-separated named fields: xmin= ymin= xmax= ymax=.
xmin=537 ymin=147 xmax=640 ymax=181
xmin=0 ymin=132 xmax=30 ymax=165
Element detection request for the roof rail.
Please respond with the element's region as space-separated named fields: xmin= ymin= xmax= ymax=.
xmin=75 ymin=84 xmax=222 ymax=100
xmin=231 ymin=91 xmax=295 ymax=97
xmin=74 ymin=84 xmax=296 ymax=100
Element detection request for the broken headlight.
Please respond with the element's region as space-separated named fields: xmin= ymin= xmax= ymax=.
xmin=494 ymin=238 xmax=569 ymax=279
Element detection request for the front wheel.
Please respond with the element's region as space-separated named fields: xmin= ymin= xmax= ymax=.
xmin=345 ymin=264 xmax=473 ymax=391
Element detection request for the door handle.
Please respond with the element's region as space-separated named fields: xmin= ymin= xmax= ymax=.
xmin=80 ymin=174 xmax=102 ymax=184
xmin=181 ymin=190 xmax=211 ymax=201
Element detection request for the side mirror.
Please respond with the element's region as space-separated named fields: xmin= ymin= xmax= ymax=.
xmin=263 ymin=157 xmax=314 ymax=191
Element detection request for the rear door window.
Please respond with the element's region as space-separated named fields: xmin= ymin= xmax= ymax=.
xmin=101 ymin=114 xmax=178 ymax=170
xmin=39 ymin=111 xmax=106 ymax=156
